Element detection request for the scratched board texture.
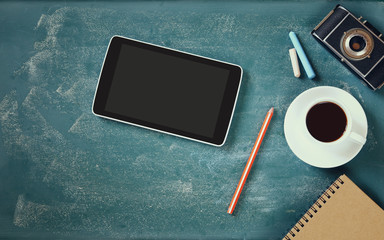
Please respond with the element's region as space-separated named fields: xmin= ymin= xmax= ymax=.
xmin=1 ymin=1 xmax=384 ymax=239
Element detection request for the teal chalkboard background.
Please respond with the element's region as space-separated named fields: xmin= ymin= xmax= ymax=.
xmin=1 ymin=1 xmax=384 ymax=239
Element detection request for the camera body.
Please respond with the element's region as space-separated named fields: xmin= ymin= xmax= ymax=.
xmin=312 ymin=5 xmax=384 ymax=90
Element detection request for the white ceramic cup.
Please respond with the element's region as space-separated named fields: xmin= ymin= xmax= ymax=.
xmin=284 ymin=86 xmax=368 ymax=168
xmin=301 ymin=97 xmax=366 ymax=158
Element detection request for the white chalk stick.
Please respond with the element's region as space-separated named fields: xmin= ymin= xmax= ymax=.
xmin=289 ymin=48 xmax=301 ymax=78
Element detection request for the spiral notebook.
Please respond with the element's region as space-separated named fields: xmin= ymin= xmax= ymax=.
xmin=283 ymin=174 xmax=384 ymax=240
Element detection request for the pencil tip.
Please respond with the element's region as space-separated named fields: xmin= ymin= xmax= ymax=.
xmin=269 ymin=107 xmax=274 ymax=113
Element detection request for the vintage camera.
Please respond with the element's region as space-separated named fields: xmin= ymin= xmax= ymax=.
xmin=312 ymin=5 xmax=384 ymax=90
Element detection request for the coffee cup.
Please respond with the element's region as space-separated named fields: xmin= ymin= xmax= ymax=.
xmin=284 ymin=86 xmax=368 ymax=168
xmin=303 ymin=97 xmax=366 ymax=154
xmin=304 ymin=97 xmax=366 ymax=144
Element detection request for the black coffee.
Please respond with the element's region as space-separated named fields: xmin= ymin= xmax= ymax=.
xmin=306 ymin=102 xmax=347 ymax=142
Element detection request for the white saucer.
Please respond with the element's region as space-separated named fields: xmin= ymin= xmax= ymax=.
xmin=284 ymin=86 xmax=368 ymax=168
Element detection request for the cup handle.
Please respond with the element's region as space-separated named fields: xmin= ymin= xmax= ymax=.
xmin=349 ymin=132 xmax=366 ymax=145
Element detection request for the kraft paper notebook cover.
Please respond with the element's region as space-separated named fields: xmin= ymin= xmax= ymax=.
xmin=283 ymin=174 xmax=384 ymax=240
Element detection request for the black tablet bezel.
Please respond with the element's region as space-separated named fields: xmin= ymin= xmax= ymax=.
xmin=93 ymin=36 xmax=242 ymax=146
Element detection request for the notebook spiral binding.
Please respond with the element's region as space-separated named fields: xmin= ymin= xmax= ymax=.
xmin=283 ymin=177 xmax=345 ymax=240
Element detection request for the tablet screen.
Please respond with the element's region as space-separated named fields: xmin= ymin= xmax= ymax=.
xmin=93 ymin=36 xmax=242 ymax=146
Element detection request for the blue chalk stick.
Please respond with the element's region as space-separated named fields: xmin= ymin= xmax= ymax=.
xmin=289 ymin=31 xmax=316 ymax=79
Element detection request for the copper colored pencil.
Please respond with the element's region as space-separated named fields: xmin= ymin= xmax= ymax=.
xmin=227 ymin=107 xmax=274 ymax=214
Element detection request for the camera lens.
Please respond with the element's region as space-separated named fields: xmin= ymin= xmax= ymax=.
xmin=341 ymin=28 xmax=374 ymax=61
xmin=349 ymin=36 xmax=366 ymax=52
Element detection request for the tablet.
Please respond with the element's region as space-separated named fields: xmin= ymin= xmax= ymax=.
xmin=92 ymin=36 xmax=242 ymax=146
